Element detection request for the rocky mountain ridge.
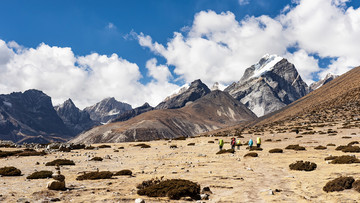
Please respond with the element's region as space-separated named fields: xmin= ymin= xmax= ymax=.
xmin=55 ymin=99 xmax=100 ymax=135
xmin=0 ymin=90 xmax=72 ymax=143
xmin=224 ymin=54 xmax=308 ymax=117
xmin=83 ymin=97 xmax=132 ymax=123
xmin=70 ymin=90 xmax=257 ymax=144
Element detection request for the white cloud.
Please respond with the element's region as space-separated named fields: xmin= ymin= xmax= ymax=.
xmin=106 ymin=22 xmax=116 ymax=30
xmin=137 ymin=10 xmax=288 ymax=86
xmin=146 ymin=58 xmax=172 ymax=83
xmin=238 ymin=0 xmax=250 ymax=6
xmin=138 ymin=1 xmax=360 ymax=85
xmin=285 ymin=49 xmax=320 ymax=84
xmin=0 ymin=40 xmax=180 ymax=109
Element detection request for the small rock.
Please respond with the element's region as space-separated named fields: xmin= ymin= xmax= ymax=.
xmin=202 ymin=186 xmax=212 ymax=194
xmin=135 ymin=198 xmax=145 ymax=203
xmin=47 ymin=181 xmax=66 ymax=191
xmin=200 ymin=194 xmax=209 ymax=200
xmin=50 ymin=198 xmax=61 ymax=202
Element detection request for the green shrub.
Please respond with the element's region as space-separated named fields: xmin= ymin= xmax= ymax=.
xmin=289 ymin=161 xmax=317 ymax=171
xmin=45 ymin=159 xmax=75 ymax=166
xmin=27 ymin=170 xmax=53 ymax=179
xmin=76 ymin=171 xmax=113 ymax=180
xmin=323 ymin=177 xmax=354 ymax=192
xmin=114 ymin=169 xmax=132 ymax=176
xmin=269 ymin=148 xmax=283 ymax=153
xmin=0 ymin=166 xmax=21 ymax=176
xmin=137 ymin=179 xmax=200 ymax=200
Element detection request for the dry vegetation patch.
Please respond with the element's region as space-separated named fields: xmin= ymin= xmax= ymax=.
xmin=98 ymin=144 xmax=111 ymax=148
xmin=89 ymin=157 xmax=103 ymax=161
xmin=323 ymin=177 xmax=354 ymax=192
xmin=0 ymin=166 xmax=21 ymax=176
xmin=314 ymin=145 xmax=327 ymax=150
xmin=76 ymin=171 xmax=113 ymax=180
xmin=27 ymin=170 xmax=53 ymax=179
xmin=113 ymin=169 xmax=132 ymax=176
xmin=352 ymin=180 xmax=360 ymax=192
xmin=341 ymin=146 xmax=360 ymax=153
xmin=330 ymin=155 xmax=360 ymax=164
xmin=289 ymin=161 xmax=317 ymax=171
xmin=269 ymin=148 xmax=283 ymax=153
xmin=133 ymin=143 xmax=151 ymax=148
xmin=244 ymin=152 xmax=258 ymax=157
xmin=45 ymin=159 xmax=75 ymax=166
xmin=285 ymin=144 xmax=306 ymax=151
xmin=187 ymin=143 xmax=195 ymax=146
xmin=216 ymin=149 xmax=235 ymax=154
xmin=137 ymin=178 xmax=200 ymax=200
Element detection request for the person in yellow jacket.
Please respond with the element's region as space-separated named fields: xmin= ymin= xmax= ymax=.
xmin=219 ymin=139 xmax=224 ymax=150
xmin=256 ymin=137 xmax=261 ymax=148
xmin=236 ymin=139 xmax=241 ymax=150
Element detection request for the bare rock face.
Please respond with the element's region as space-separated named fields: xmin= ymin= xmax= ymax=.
xmin=155 ymin=79 xmax=211 ymax=110
xmin=55 ymin=99 xmax=100 ymax=135
xmin=111 ymin=102 xmax=154 ymax=123
xmin=84 ymin=97 xmax=132 ymax=123
xmin=0 ymin=90 xmax=72 ymax=144
xmin=309 ymin=73 xmax=338 ymax=92
xmin=225 ymin=54 xmax=308 ymax=117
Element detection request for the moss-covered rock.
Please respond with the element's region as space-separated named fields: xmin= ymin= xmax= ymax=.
xmin=289 ymin=161 xmax=317 ymax=171
xmin=45 ymin=159 xmax=75 ymax=166
xmin=76 ymin=171 xmax=113 ymax=180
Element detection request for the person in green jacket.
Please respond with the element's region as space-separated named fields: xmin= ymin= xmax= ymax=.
xmin=219 ymin=139 xmax=224 ymax=150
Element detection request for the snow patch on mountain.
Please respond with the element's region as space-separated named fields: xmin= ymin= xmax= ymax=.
xmin=252 ymin=54 xmax=283 ymax=79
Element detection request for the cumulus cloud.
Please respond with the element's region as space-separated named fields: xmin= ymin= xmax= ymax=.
xmin=138 ymin=11 xmax=288 ymax=86
xmin=137 ymin=0 xmax=360 ymax=86
xmin=0 ymin=40 xmax=180 ymax=109
xmin=106 ymin=22 xmax=116 ymax=30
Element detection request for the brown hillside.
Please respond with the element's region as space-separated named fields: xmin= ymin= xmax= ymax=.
xmin=71 ymin=91 xmax=256 ymax=144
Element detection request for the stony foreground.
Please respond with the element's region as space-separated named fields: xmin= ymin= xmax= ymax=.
xmin=1 ymin=127 xmax=360 ymax=202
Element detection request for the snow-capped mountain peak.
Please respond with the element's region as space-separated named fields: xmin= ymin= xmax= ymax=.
xmin=252 ymin=54 xmax=283 ymax=78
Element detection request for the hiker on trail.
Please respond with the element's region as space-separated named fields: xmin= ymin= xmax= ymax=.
xmin=248 ymin=138 xmax=253 ymax=149
xmin=256 ymin=137 xmax=261 ymax=148
xmin=231 ymin=138 xmax=236 ymax=150
xmin=236 ymin=139 xmax=241 ymax=150
xmin=219 ymin=139 xmax=224 ymax=150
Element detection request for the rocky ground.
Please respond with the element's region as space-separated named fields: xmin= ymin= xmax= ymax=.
xmin=1 ymin=124 xmax=360 ymax=203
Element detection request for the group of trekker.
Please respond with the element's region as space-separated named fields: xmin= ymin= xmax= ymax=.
xmin=218 ymin=137 xmax=261 ymax=151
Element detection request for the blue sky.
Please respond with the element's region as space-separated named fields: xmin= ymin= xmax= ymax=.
xmin=0 ymin=0 xmax=292 ymax=83
xmin=1 ymin=0 xmax=360 ymax=108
